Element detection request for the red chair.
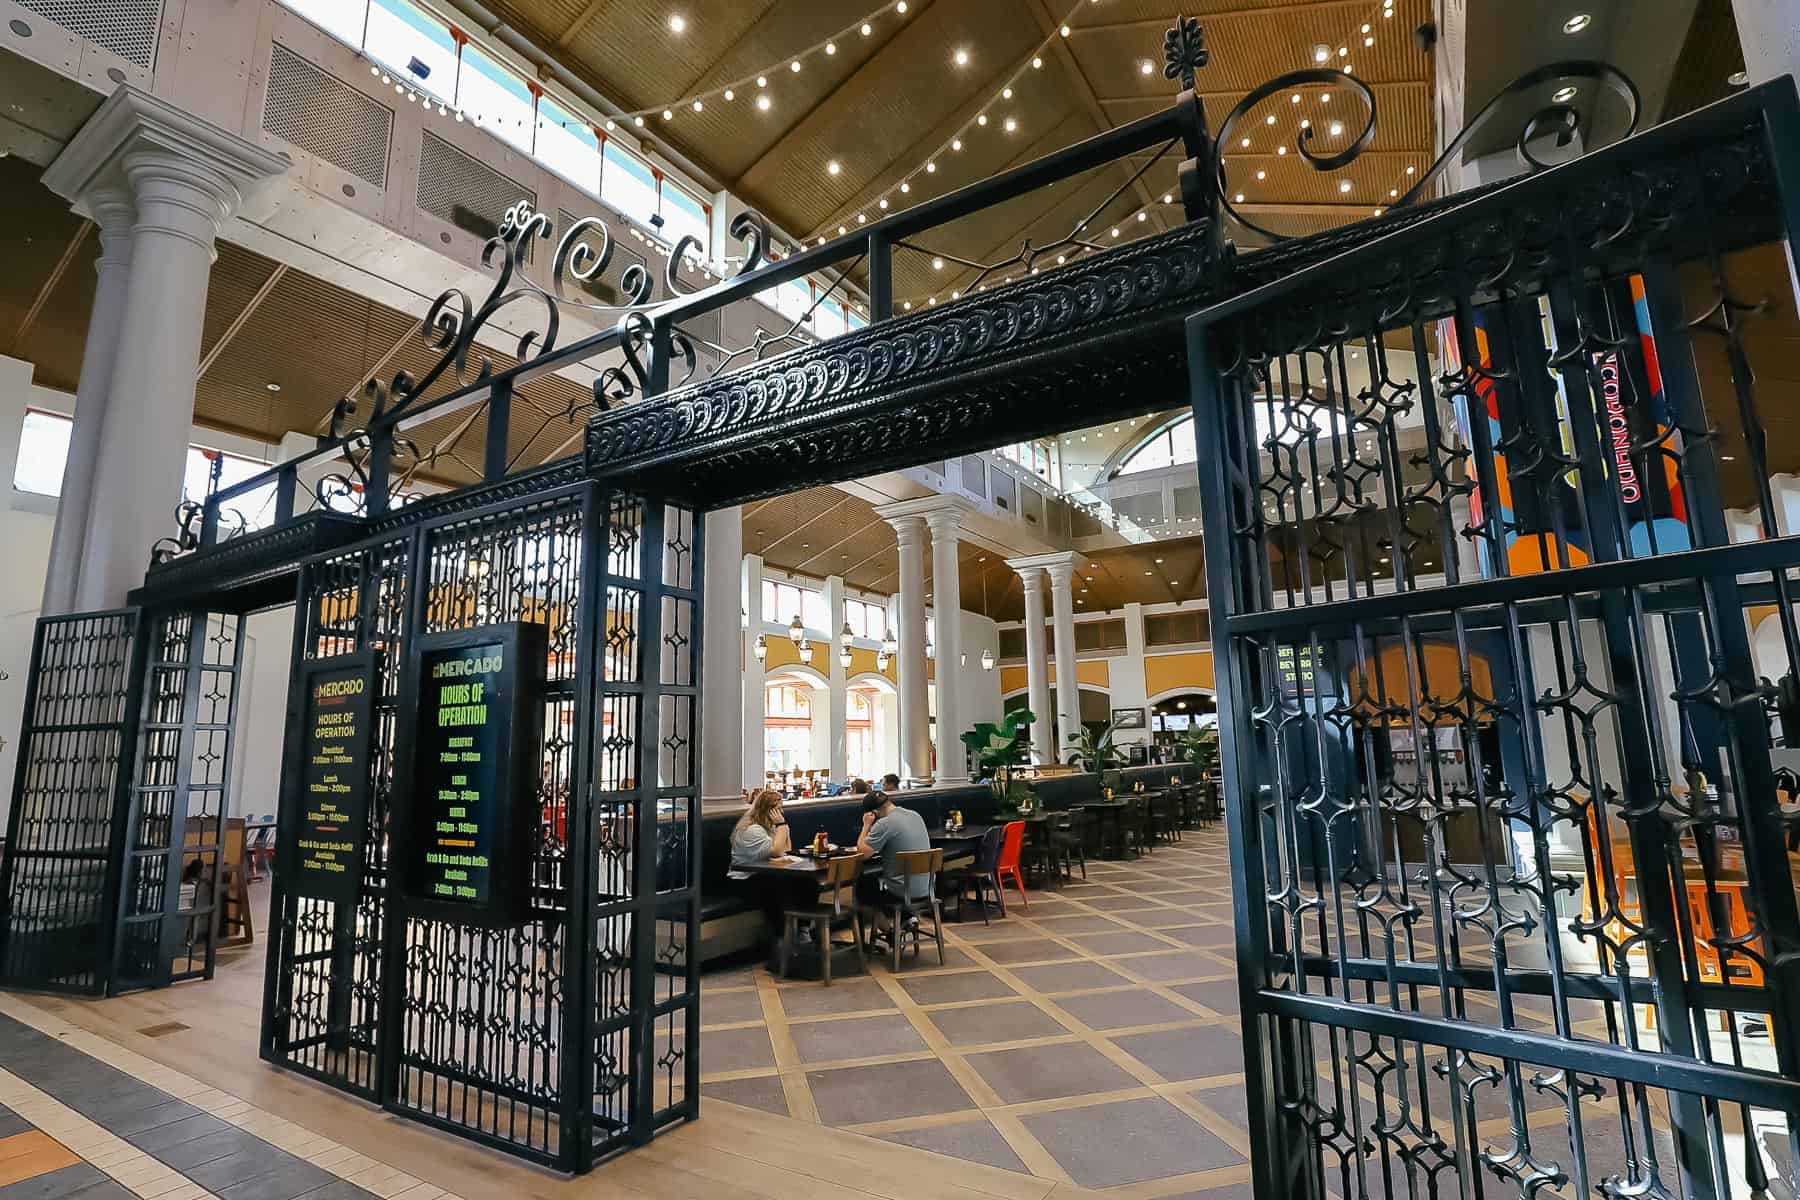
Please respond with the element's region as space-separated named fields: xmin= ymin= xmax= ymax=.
xmin=996 ymin=820 xmax=1028 ymax=910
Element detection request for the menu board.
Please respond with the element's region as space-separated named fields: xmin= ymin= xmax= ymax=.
xmin=400 ymin=622 xmax=545 ymax=927
xmin=286 ymin=654 xmax=379 ymax=903
xmin=1275 ymin=643 xmax=1319 ymax=695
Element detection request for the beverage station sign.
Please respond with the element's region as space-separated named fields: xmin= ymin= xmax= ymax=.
xmin=398 ymin=623 xmax=546 ymax=927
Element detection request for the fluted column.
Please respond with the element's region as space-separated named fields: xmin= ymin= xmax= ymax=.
xmin=926 ymin=508 xmax=966 ymax=783
xmin=1044 ymin=555 xmax=1081 ymax=762
xmin=40 ymin=188 xmax=134 ymax=616
xmin=41 ymin=87 xmax=286 ymax=611
xmin=1014 ymin=564 xmax=1054 ymax=765
xmin=741 ymin=553 xmax=766 ymax=788
xmin=889 ymin=515 xmax=931 ymax=780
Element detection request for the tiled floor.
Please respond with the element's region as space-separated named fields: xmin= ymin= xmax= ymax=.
xmin=0 ymin=1002 xmax=460 ymax=1200
xmin=697 ymin=827 xmax=1258 ymax=1197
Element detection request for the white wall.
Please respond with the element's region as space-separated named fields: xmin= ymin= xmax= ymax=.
xmin=0 ymin=354 xmax=297 ymax=830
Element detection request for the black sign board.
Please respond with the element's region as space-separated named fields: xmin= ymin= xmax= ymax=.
xmin=397 ymin=622 xmax=546 ymax=927
xmin=1275 ymin=643 xmax=1319 ymax=696
xmin=283 ymin=652 xmax=380 ymax=904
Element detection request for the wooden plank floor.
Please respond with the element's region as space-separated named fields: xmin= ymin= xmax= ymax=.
xmin=15 ymin=915 xmax=1107 ymax=1200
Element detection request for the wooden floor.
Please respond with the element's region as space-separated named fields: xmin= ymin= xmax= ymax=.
xmin=14 ymin=891 xmax=1112 ymax=1200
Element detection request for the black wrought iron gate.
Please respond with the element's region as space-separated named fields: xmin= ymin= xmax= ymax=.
xmin=257 ymin=480 xmax=701 ymax=1171
xmin=1 ymin=607 xmax=245 ymax=995
xmin=1189 ymin=81 xmax=1800 ymax=1200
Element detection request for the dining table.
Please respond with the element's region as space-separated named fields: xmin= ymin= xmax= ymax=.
xmin=1072 ymin=798 xmax=1134 ymax=859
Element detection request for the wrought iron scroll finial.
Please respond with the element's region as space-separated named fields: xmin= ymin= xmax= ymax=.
xmin=1163 ymin=16 xmax=1207 ymax=93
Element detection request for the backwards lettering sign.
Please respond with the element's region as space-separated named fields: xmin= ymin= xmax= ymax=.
xmin=399 ymin=622 xmax=546 ymax=927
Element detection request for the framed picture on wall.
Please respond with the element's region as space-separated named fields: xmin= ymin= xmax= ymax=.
xmin=1112 ymin=707 xmax=1147 ymax=729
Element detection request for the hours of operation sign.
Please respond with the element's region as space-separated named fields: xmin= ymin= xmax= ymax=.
xmin=402 ymin=623 xmax=545 ymax=927
xmin=287 ymin=654 xmax=378 ymax=903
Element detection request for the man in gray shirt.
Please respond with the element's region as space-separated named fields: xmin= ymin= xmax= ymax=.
xmin=856 ymin=791 xmax=932 ymax=920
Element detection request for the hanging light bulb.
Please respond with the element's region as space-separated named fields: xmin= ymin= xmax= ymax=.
xmin=788 ymin=615 xmax=805 ymax=644
xmin=839 ymin=621 xmax=855 ymax=649
xmin=838 ymin=647 xmax=853 ymax=669
xmin=753 ymin=634 xmax=768 ymax=662
xmin=925 ymin=642 xmax=934 ymax=661
xmin=798 ymin=640 xmax=815 ymax=665
xmin=981 ymin=647 xmax=996 ymax=671
xmin=876 ymin=650 xmax=891 ymax=672
xmin=959 ymin=652 xmax=967 ymax=667
xmin=881 ymin=629 xmax=897 ymax=656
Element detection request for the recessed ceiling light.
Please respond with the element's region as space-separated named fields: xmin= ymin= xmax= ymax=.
xmin=1562 ymin=13 xmax=1592 ymax=33
xmin=954 ymin=47 xmax=969 ymax=66
xmin=722 ymin=89 xmax=733 ymax=101
xmin=1553 ymin=85 xmax=1578 ymax=102
xmin=1338 ymin=179 xmax=1352 ymax=193
xmin=1140 ymin=59 xmax=1155 ymax=75
xmin=1004 ymin=117 xmax=1017 ymax=132
xmin=667 ymin=13 xmax=685 ymax=33
xmin=265 ymin=381 xmax=282 ymax=392
xmin=1729 ymin=69 xmax=1749 ymax=86
xmin=932 ymin=257 xmax=944 ymax=269
xmin=757 ymin=94 xmax=771 ymax=110
xmin=1329 ymin=120 xmax=1343 ymax=136
xmin=1312 ymin=43 xmax=1330 ymax=63
xmin=1003 ymin=86 xmax=1013 ymax=99
xmin=790 ymin=59 xmax=802 ymax=72
xmin=825 ymin=40 xmax=836 ymax=54
xmin=827 ymin=160 xmax=840 ymax=175
xmin=861 ymin=22 xmax=872 ymax=34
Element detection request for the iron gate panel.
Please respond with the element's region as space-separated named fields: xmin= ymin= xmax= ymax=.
xmin=0 ymin=610 xmax=145 ymax=995
xmin=263 ymin=538 xmax=410 ymax=1099
xmin=114 ymin=611 xmax=246 ymax=992
xmin=1189 ymin=81 xmax=1800 ymax=1200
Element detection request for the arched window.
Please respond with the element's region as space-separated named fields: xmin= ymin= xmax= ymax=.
xmin=1116 ymin=416 xmax=1197 ymax=476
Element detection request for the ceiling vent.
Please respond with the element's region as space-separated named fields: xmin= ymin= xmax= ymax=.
xmin=16 ymin=0 xmax=158 ymax=67
xmin=418 ymin=131 xmax=534 ymax=242
xmin=263 ymin=44 xmax=393 ymax=189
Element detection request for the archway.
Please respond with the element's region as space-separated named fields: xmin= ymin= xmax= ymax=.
xmin=763 ymin=665 xmax=828 ymax=784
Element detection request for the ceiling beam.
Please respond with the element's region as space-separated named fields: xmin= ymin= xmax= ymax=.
xmin=10 ymin=220 xmax=90 ymax=355
xmin=311 ymin=317 xmax=426 ymax=434
xmin=795 ymin=38 xmax=1042 ymax=239
xmin=760 ymin=493 xmax=852 ymax=557
xmin=658 ymin=0 xmax=838 ymax=111
xmin=196 ymin=264 xmax=287 ymax=379
xmin=1022 ymin=0 xmax=1166 ymax=230
xmin=730 ymin=0 xmax=942 ymax=196
xmin=795 ymin=512 xmax=885 ymax=574
xmin=842 ymin=537 xmax=897 ymax=580
xmin=554 ymin=0 xmax=615 ymax=51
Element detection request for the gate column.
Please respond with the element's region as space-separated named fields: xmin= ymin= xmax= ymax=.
xmin=39 ymin=86 xmax=286 ymax=611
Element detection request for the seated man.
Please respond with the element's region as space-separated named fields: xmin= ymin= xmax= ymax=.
xmin=881 ymin=773 xmax=901 ymax=794
xmin=855 ymin=791 xmax=931 ymax=945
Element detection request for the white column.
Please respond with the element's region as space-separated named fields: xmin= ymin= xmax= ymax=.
xmin=39 ymin=188 xmax=134 ymax=616
xmin=701 ymin=506 xmax=743 ymax=798
xmin=1117 ymin=601 xmax=1150 ymax=748
xmin=741 ymin=553 xmax=765 ymax=789
xmin=1045 ymin=556 xmax=1081 ymax=762
xmin=825 ymin=574 xmax=848 ymax=780
xmin=926 ymin=508 xmax=966 ymax=783
xmin=42 ymin=88 xmax=286 ymax=611
xmin=1773 ymin=474 xmax=1800 ymax=538
xmin=1014 ymin=564 xmax=1054 ymax=765
xmin=1734 ymin=0 xmax=1800 ymax=88
xmin=888 ymin=515 xmax=931 ymax=781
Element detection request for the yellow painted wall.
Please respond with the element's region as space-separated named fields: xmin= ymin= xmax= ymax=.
xmin=999 ymin=665 xmax=1028 ymax=695
xmin=1000 ymin=660 xmax=1112 ymax=693
xmin=1145 ymin=651 xmax=1214 ymax=695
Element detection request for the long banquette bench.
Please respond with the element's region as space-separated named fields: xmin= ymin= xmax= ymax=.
xmin=685 ymin=783 xmax=1000 ymax=963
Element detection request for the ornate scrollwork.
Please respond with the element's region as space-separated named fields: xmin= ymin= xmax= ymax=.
xmin=1162 ymin=16 xmax=1207 ymax=92
xmin=1395 ymin=61 xmax=1640 ymax=205
xmin=1213 ymin=68 xmax=1377 ymax=243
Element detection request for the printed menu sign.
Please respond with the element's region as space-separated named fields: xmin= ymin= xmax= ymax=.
xmin=402 ymin=623 xmax=545 ymax=927
xmin=288 ymin=655 xmax=378 ymax=903
xmin=1275 ymin=644 xmax=1318 ymax=695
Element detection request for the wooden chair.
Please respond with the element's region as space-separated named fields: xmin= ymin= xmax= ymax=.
xmin=778 ymin=855 xmax=866 ymax=985
xmin=944 ymin=825 xmax=1007 ymax=923
xmin=995 ymin=820 xmax=1028 ymax=910
xmin=872 ymin=848 xmax=945 ymax=971
xmin=217 ymin=818 xmax=254 ymax=948
xmin=1150 ymin=793 xmax=1180 ymax=845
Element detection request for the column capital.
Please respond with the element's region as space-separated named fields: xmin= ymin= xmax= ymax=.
xmin=1012 ymin=562 xmax=1045 ymax=594
xmin=874 ymin=495 xmax=976 ymax=531
xmin=884 ymin=512 xmax=928 ymax=546
xmin=1009 ymin=551 xmax=1080 ymax=589
xmin=44 ymin=85 xmax=288 ymax=238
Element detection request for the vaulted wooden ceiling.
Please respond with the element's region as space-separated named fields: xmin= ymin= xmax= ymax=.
xmin=479 ymin=0 xmax=1440 ymax=304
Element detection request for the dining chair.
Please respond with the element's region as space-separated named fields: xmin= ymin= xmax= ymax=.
xmin=996 ymin=820 xmax=1028 ymax=910
xmin=778 ymin=855 xmax=865 ymax=985
xmin=875 ymin=848 xmax=946 ymax=970
xmin=944 ymin=825 xmax=1007 ymax=923
xmin=1049 ymin=810 xmax=1087 ymax=882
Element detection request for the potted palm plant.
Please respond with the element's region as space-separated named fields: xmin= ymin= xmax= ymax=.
xmin=1173 ymin=723 xmax=1218 ymax=776
xmin=961 ymin=709 xmax=1036 ymax=817
xmin=1063 ymin=719 xmax=1126 ymax=772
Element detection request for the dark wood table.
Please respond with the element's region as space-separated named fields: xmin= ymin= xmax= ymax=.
xmin=1073 ymin=799 xmax=1133 ymax=859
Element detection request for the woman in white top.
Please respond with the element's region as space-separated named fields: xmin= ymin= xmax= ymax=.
xmin=731 ymin=788 xmax=791 ymax=867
